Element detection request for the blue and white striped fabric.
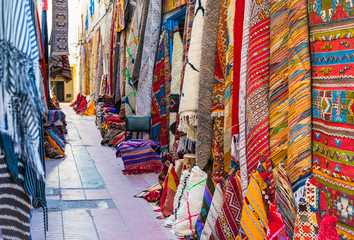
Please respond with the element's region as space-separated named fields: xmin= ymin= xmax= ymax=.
xmin=0 ymin=0 xmax=45 ymax=180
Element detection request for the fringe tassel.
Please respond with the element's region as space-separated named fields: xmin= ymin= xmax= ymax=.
xmin=123 ymin=163 xmax=162 ymax=175
xmin=178 ymin=112 xmax=198 ymax=133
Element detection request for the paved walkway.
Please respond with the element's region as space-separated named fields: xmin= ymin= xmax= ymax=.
xmin=31 ymin=103 xmax=176 ymax=240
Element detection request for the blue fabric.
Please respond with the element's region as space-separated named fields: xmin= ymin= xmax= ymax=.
xmin=0 ymin=133 xmax=19 ymax=182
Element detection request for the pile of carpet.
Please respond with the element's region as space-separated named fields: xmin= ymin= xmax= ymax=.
xmin=70 ymin=93 xmax=95 ymax=116
xmin=95 ymin=95 xmax=127 ymax=148
xmin=43 ymin=110 xmax=68 ymax=159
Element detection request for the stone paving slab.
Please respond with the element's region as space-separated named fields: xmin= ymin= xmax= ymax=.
xmin=31 ymin=104 xmax=177 ymax=240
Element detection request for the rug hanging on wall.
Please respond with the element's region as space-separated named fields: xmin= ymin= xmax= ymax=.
xmin=51 ymin=0 xmax=69 ymax=55
xmin=308 ymin=1 xmax=354 ymax=237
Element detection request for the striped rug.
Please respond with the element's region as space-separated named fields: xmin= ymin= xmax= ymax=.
xmin=269 ymin=0 xmax=312 ymax=203
xmin=246 ymin=0 xmax=273 ymax=194
xmin=0 ymin=155 xmax=31 ymax=240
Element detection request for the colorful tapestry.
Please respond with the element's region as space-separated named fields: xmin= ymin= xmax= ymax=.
xmin=136 ymin=0 xmax=162 ymax=118
xmin=51 ymin=0 xmax=69 ymax=54
xmin=229 ymin=0 xmax=240 ymax=167
xmin=236 ymin=0 xmax=252 ymax=196
xmin=173 ymin=167 xmax=207 ymax=236
xmin=286 ymin=0 xmax=312 ymax=201
xmin=222 ymin=0 xmax=236 ymax=174
xmin=209 ymin=0 xmax=227 ymax=180
xmin=210 ymin=172 xmax=243 ymax=240
xmin=269 ymin=0 xmax=312 ymax=202
xmin=196 ymin=0 xmax=223 ymax=171
xmin=246 ymin=0 xmax=271 ymax=183
xmin=266 ymin=202 xmax=289 ymax=240
xmin=178 ymin=0 xmax=207 ymax=140
xmin=193 ymin=174 xmax=216 ymax=239
xmin=237 ymin=171 xmax=268 ymax=239
xmin=163 ymin=0 xmax=187 ymax=13
xmin=151 ymin=29 xmax=171 ymax=155
xmin=201 ymin=183 xmax=223 ymax=240
xmin=274 ymin=163 xmax=296 ymax=239
xmin=119 ymin=31 xmax=127 ymax=119
xmin=116 ymin=0 xmax=128 ymax=32
xmin=160 ymin=166 xmax=179 ymax=218
xmin=308 ymin=1 xmax=354 ymax=238
xmin=116 ymin=139 xmax=162 ymax=174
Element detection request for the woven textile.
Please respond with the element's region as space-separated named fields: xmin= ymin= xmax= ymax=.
xmin=229 ymin=0 xmax=239 ymax=167
xmin=116 ymin=139 xmax=162 ymax=174
xmin=90 ymin=31 xmax=99 ymax=96
xmin=196 ymin=0 xmax=222 ymax=171
xmin=222 ymin=0 xmax=236 ymax=174
xmin=131 ymin=0 xmax=149 ymax=88
xmin=266 ymin=202 xmax=289 ymax=240
xmin=51 ymin=0 xmax=69 ymax=54
xmin=308 ymin=1 xmax=354 ymax=238
xmin=136 ymin=0 xmax=162 ymax=117
xmin=173 ymin=170 xmax=191 ymax=224
xmin=162 ymin=0 xmax=187 ymax=13
xmin=169 ymin=0 xmax=196 ymax=159
xmin=116 ymin=0 xmax=128 ymax=32
xmin=178 ymin=0 xmax=207 ymax=140
xmin=210 ymin=172 xmax=243 ymax=240
xmin=274 ymin=163 xmax=296 ymax=239
xmin=194 ymin=174 xmax=216 ymax=239
xmin=236 ymin=0 xmax=252 ymax=197
xmin=0 ymin=155 xmax=31 ymax=240
xmin=85 ymin=42 xmax=90 ymax=95
xmin=286 ymin=0 xmax=312 ymax=200
xmin=151 ymin=29 xmax=171 ymax=154
xmin=125 ymin=4 xmax=138 ymax=116
xmin=161 ymin=166 xmax=179 ymax=218
xmin=209 ymin=0 xmax=227 ymax=179
xmin=237 ymin=171 xmax=268 ymax=239
xmin=293 ymin=197 xmax=319 ymax=240
xmin=169 ymin=29 xmax=183 ymax=150
xmin=0 ymin=0 xmax=45 ymax=180
xmin=318 ymin=216 xmax=340 ymax=240
xmin=173 ymin=166 xmax=207 ymax=236
xmin=269 ymin=0 xmax=312 ymax=202
xmin=246 ymin=0 xmax=271 ymax=182
xmin=201 ymin=183 xmax=223 ymax=240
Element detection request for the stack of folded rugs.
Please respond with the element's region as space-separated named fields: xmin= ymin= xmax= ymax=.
xmin=44 ymin=110 xmax=68 ymax=159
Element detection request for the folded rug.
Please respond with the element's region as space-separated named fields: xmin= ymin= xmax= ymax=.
xmin=173 ymin=170 xmax=191 ymax=224
xmin=193 ymin=174 xmax=216 ymax=239
xmin=210 ymin=171 xmax=243 ymax=240
xmin=173 ymin=167 xmax=207 ymax=236
xmin=116 ymin=139 xmax=162 ymax=174
xmin=0 ymin=156 xmax=31 ymax=240
xmin=200 ymin=183 xmax=223 ymax=240
xmin=274 ymin=163 xmax=296 ymax=239
xmin=178 ymin=0 xmax=207 ymax=140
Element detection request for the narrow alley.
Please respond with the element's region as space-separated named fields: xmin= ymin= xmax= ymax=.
xmin=30 ymin=104 xmax=176 ymax=240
